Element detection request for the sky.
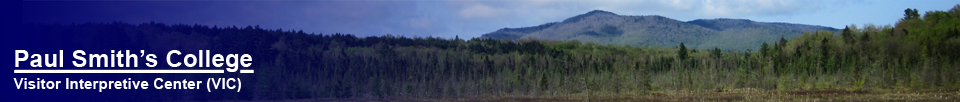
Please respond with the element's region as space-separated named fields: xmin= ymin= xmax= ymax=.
xmin=22 ymin=0 xmax=960 ymax=39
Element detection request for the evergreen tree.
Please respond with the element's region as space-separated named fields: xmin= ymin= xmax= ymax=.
xmin=712 ymin=47 xmax=722 ymax=59
xmin=760 ymin=42 xmax=769 ymax=56
xmin=842 ymin=26 xmax=855 ymax=43
xmin=678 ymin=42 xmax=688 ymax=61
xmin=779 ymin=36 xmax=788 ymax=47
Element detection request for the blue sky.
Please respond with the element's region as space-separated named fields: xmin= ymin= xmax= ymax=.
xmin=22 ymin=0 xmax=960 ymax=39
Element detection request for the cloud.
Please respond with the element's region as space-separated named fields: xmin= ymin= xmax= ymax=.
xmin=510 ymin=0 xmax=821 ymax=19
xmin=693 ymin=0 xmax=815 ymax=17
xmin=458 ymin=4 xmax=508 ymax=19
xmin=406 ymin=17 xmax=431 ymax=29
xmin=523 ymin=0 xmax=556 ymax=6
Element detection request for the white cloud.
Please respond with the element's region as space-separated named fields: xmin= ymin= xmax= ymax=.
xmin=693 ymin=0 xmax=814 ymax=17
xmin=665 ymin=0 xmax=697 ymax=10
xmin=515 ymin=0 xmax=821 ymax=18
xmin=458 ymin=4 xmax=508 ymax=19
xmin=406 ymin=17 xmax=431 ymax=29
xmin=523 ymin=0 xmax=555 ymax=6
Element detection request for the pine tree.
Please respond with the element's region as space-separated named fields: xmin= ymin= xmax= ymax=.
xmin=842 ymin=26 xmax=855 ymax=43
xmin=678 ymin=42 xmax=688 ymax=61
xmin=760 ymin=42 xmax=770 ymax=56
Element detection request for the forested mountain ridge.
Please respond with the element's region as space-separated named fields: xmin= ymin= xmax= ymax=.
xmin=481 ymin=10 xmax=838 ymax=50
xmin=687 ymin=18 xmax=837 ymax=32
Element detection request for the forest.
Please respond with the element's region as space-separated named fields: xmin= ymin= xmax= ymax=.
xmin=18 ymin=5 xmax=960 ymax=101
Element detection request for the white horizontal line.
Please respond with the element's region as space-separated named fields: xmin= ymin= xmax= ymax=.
xmin=240 ymin=69 xmax=254 ymax=73
xmin=13 ymin=69 xmax=226 ymax=73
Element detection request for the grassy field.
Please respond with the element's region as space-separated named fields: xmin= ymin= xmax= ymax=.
xmin=231 ymin=89 xmax=959 ymax=102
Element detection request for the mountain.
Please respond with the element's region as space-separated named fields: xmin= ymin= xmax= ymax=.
xmin=480 ymin=10 xmax=838 ymax=50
